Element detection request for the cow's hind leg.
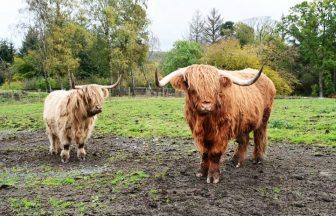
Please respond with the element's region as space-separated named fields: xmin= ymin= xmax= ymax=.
xmin=196 ymin=152 xmax=209 ymax=177
xmin=253 ymin=108 xmax=271 ymax=164
xmin=46 ymin=126 xmax=59 ymax=155
xmin=232 ymin=132 xmax=250 ymax=167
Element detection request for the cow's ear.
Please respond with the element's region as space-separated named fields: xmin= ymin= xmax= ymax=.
xmin=102 ymin=88 xmax=109 ymax=98
xmin=219 ymin=76 xmax=232 ymax=88
xmin=170 ymin=76 xmax=188 ymax=91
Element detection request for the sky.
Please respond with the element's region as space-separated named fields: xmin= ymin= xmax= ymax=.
xmin=0 ymin=0 xmax=305 ymax=51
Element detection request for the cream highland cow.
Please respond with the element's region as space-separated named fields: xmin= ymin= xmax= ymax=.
xmin=43 ymin=76 xmax=121 ymax=163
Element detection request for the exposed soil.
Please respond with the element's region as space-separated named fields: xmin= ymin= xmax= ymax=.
xmin=0 ymin=131 xmax=335 ymax=215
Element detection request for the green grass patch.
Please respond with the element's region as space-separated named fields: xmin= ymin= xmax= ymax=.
xmin=37 ymin=177 xmax=76 ymax=186
xmin=111 ymin=170 xmax=149 ymax=191
xmin=49 ymin=198 xmax=73 ymax=209
xmin=0 ymin=97 xmax=335 ymax=146
xmin=8 ymin=197 xmax=43 ymax=214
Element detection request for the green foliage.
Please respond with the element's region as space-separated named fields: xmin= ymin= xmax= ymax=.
xmin=201 ymin=39 xmax=293 ymax=95
xmin=0 ymin=81 xmax=25 ymax=91
xmin=201 ymin=39 xmax=259 ymax=69
xmin=19 ymin=27 xmax=39 ymax=56
xmin=234 ymin=22 xmax=255 ymax=45
xmin=0 ymin=40 xmax=15 ymax=64
xmin=278 ymin=0 xmax=336 ymax=97
xmin=162 ymin=40 xmax=203 ymax=74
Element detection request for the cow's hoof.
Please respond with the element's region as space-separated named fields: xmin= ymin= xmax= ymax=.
xmin=231 ymin=155 xmax=243 ymax=168
xmin=61 ymin=157 xmax=69 ymax=163
xmin=196 ymin=168 xmax=208 ymax=178
xmin=60 ymin=151 xmax=70 ymax=163
xmin=206 ymin=172 xmax=220 ymax=184
xmin=77 ymin=149 xmax=86 ymax=161
xmin=253 ymin=157 xmax=263 ymax=165
xmin=78 ymin=155 xmax=86 ymax=161
xmin=196 ymin=172 xmax=206 ymax=177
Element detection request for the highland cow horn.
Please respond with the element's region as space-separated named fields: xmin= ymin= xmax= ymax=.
xmin=100 ymin=75 xmax=122 ymax=89
xmin=218 ymin=65 xmax=264 ymax=86
xmin=155 ymin=67 xmax=187 ymax=87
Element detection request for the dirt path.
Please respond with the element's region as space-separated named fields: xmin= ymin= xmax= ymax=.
xmin=0 ymin=131 xmax=335 ymax=215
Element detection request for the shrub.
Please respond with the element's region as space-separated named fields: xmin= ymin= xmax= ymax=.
xmin=201 ymin=39 xmax=293 ymax=95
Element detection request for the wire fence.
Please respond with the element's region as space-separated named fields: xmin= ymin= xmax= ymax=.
xmin=0 ymin=87 xmax=184 ymax=103
xmin=0 ymin=88 xmax=328 ymax=104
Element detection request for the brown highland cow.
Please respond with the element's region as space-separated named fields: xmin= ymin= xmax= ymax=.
xmin=43 ymin=76 xmax=121 ymax=163
xmin=155 ymin=64 xmax=276 ymax=183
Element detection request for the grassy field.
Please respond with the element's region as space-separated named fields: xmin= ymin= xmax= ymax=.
xmin=0 ymin=97 xmax=335 ymax=146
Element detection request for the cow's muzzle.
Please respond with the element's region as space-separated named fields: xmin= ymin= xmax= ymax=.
xmin=198 ymin=101 xmax=213 ymax=114
xmin=89 ymin=106 xmax=102 ymax=117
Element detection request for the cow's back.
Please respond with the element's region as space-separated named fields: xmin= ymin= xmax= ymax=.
xmin=225 ymin=69 xmax=276 ymax=135
xmin=43 ymin=90 xmax=70 ymax=122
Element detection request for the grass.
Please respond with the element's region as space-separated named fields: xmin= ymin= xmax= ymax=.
xmin=8 ymin=197 xmax=43 ymax=214
xmin=0 ymin=97 xmax=335 ymax=146
xmin=111 ymin=170 xmax=149 ymax=191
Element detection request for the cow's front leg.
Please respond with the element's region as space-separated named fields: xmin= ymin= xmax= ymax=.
xmin=196 ymin=152 xmax=209 ymax=177
xmin=60 ymin=143 xmax=71 ymax=163
xmin=207 ymin=151 xmax=222 ymax=184
xmin=77 ymin=143 xmax=86 ymax=161
xmin=207 ymin=140 xmax=228 ymax=184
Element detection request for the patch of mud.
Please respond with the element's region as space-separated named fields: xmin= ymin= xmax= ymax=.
xmin=0 ymin=131 xmax=335 ymax=215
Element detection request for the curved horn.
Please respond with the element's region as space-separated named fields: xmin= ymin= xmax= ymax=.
xmin=155 ymin=67 xmax=187 ymax=87
xmin=218 ymin=65 xmax=264 ymax=86
xmin=99 ymin=75 xmax=122 ymax=89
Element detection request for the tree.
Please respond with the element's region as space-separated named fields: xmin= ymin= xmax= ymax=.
xmin=234 ymin=22 xmax=255 ymax=46
xmin=188 ymin=10 xmax=204 ymax=43
xmin=0 ymin=40 xmax=15 ymax=86
xmin=244 ymin=16 xmax=276 ymax=43
xmin=19 ymin=27 xmax=39 ymax=56
xmin=162 ymin=40 xmax=203 ymax=74
xmin=278 ymin=0 xmax=336 ymax=97
xmin=220 ymin=21 xmax=235 ymax=39
xmin=201 ymin=39 xmax=293 ymax=95
xmin=84 ymin=0 xmax=149 ymax=95
xmin=203 ymin=8 xmax=223 ymax=44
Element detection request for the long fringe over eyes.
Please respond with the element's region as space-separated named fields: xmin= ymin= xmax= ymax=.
xmin=184 ymin=65 xmax=220 ymax=99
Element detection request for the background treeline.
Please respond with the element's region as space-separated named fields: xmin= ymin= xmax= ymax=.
xmin=0 ymin=0 xmax=335 ymax=97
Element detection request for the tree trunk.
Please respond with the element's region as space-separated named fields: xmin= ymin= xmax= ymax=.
xmin=319 ymin=70 xmax=323 ymax=98
xmin=130 ymin=70 xmax=136 ymax=96
xmin=141 ymin=65 xmax=151 ymax=90
xmin=42 ymin=64 xmax=51 ymax=92
xmin=333 ymin=69 xmax=336 ymax=93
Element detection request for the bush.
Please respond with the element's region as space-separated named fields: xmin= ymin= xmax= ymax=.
xmin=201 ymin=39 xmax=293 ymax=95
xmin=162 ymin=40 xmax=203 ymax=74
xmin=0 ymin=81 xmax=25 ymax=90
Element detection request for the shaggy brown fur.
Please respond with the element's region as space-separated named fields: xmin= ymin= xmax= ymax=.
xmin=170 ymin=64 xmax=276 ymax=183
xmin=43 ymin=85 xmax=109 ymax=163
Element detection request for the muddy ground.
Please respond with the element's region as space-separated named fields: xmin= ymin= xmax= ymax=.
xmin=0 ymin=131 xmax=335 ymax=215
